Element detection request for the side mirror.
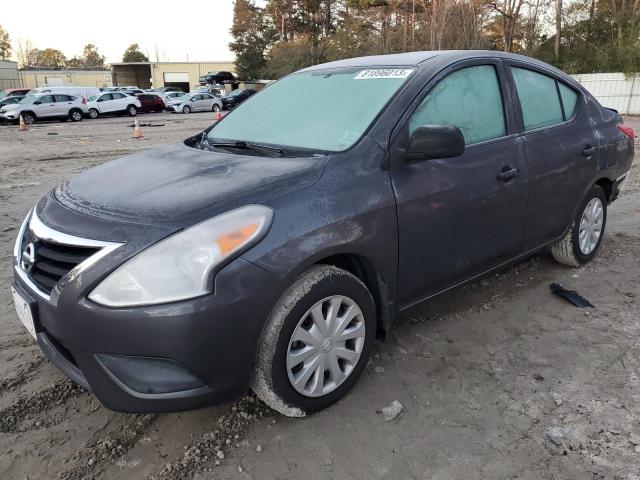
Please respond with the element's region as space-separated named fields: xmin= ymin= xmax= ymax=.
xmin=407 ymin=124 xmax=465 ymax=161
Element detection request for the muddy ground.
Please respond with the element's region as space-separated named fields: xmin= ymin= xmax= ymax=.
xmin=0 ymin=113 xmax=639 ymax=480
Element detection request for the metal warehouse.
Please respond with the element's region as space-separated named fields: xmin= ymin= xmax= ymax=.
xmin=19 ymin=68 xmax=113 ymax=89
xmin=0 ymin=60 xmax=21 ymax=89
xmin=111 ymin=61 xmax=236 ymax=92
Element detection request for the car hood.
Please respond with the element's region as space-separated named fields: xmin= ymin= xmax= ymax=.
xmin=1 ymin=103 xmax=21 ymax=112
xmin=54 ymin=142 xmax=327 ymax=227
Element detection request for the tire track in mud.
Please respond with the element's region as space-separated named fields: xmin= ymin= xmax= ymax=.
xmin=58 ymin=413 xmax=157 ymax=480
xmin=149 ymin=395 xmax=272 ymax=480
xmin=0 ymin=379 xmax=85 ymax=432
xmin=0 ymin=354 xmax=46 ymax=393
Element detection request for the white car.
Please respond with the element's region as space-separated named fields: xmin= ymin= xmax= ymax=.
xmin=159 ymin=91 xmax=187 ymax=102
xmin=29 ymin=86 xmax=100 ymax=101
xmin=87 ymin=92 xmax=141 ymax=118
xmin=0 ymin=92 xmax=89 ymax=124
xmin=166 ymin=93 xmax=222 ymax=114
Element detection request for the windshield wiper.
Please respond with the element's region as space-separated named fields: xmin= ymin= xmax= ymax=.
xmin=208 ymin=140 xmax=284 ymax=157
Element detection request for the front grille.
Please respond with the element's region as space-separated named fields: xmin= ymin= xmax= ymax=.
xmin=21 ymin=229 xmax=99 ymax=294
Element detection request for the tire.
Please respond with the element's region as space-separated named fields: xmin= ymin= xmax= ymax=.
xmin=182 ymin=105 xmax=191 ymax=114
xmin=69 ymin=109 xmax=83 ymax=122
xmin=551 ymin=185 xmax=607 ymax=267
xmin=252 ymin=265 xmax=375 ymax=417
xmin=88 ymin=108 xmax=99 ymax=119
xmin=127 ymin=105 xmax=138 ymax=117
xmin=22 ymin=112 xmax=36 ymax=125
xmin=212 ymin=103 xmax=220 ymax=112
xmin=155 ymin=108 xmax=163 ymax=113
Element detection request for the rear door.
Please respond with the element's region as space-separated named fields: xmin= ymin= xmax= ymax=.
xmin=505 ymin=63 xmax=598 ymax=249
xmin=390 ymin=59 xmax=528 ymax=305
xmin=54 ymin=95 xmax=75 ymax=116
xmin=111 ymin=92 xmax=128 ymax=112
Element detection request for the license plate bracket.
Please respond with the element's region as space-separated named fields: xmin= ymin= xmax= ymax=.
xmin=11 ymin=286 xmax=38 ymax=340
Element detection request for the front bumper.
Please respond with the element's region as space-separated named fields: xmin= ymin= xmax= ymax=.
xmin=12 ymin=208 xmax=280 ymax=413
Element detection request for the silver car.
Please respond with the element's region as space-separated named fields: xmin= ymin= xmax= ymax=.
xmin=166 ymin=93 xmax=222 ymax=114
xmin=0 ymin=93 xmax=89 ymax=124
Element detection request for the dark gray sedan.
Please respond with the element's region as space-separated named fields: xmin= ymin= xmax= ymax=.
xmin=11 ymin=51 xmax=634 ymax=416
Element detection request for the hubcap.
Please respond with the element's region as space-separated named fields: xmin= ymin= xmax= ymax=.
xmin=287 ymin=295 xmax=366 ymax=398
xmin=578 ymin=197 xmax=603 ymax=255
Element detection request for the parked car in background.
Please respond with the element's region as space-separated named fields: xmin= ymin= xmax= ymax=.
xmin=220 ymin=89 xmax=257 ymax=109
xmin=154 ymin=86 xmax=183 ymax=93
xmin=166 ymin=93 xmax=222 ymax=113
xmin=0 ymin=88 xmax=31 ymax=101
xmin=29 ymin=86 xmax=100 ymax=101
xmin=198 ymin=71 xmax=235 ymax=85
xmin=123 ymin=89 xmax=145 ymax=96
xmin=87 ymin=92 xmax=141 ymax=118
xmin=0 ymin=93 xmax=88 ymax=124
xmin=161 ymin=91 xmax=187 ymax=102
xmin=0 ymin=94 xmax=25 ymax=108
xmin=136 ymin=93 xmax=165 ymax=113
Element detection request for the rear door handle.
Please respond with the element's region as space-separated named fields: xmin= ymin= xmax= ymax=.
xmin=582 ymin=145 xmax=597 ymax=157
xmin=497 ymin=167 xmax=519 ymax=181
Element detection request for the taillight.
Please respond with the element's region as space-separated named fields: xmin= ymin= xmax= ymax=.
xmin=617 ymin=123 xmax=635 ymax=142
xmin=81 ymin=97 xmax=86 ymax=104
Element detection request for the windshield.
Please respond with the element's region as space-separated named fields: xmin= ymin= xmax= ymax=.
xmin=18 ymin=95 xmax=37 ymax=105
xmin=229 ymin=89 xmax=244 ymax=97
xmin=208 ymin=67 xmax=415 ymax=152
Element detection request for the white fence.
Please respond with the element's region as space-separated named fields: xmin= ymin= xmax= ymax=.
xmin=572 ymin=72 xmax=640 ymax=115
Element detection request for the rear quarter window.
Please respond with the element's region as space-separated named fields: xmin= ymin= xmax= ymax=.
xmin=558 ymin=82 xmax=579 ymax=118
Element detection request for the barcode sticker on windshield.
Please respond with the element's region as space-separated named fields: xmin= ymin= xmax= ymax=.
xmin=354 ymin=69 xmax=413 ymax=80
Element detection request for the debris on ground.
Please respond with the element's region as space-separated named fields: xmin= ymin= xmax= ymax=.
xmin=379 ymin=400 xmax=403 ymax=422
xmin=546 ymin=428 xmax=565 ymax=447
xmin=549 ymin=283 xmax=595 ymax=308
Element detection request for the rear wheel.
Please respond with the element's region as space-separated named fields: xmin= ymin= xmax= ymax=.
xmin=252 ymin=265 xmax=375 ymax=417
xmin=551 ymin=185 xmax=607 ymax=266
xmin=127 ymin=105 xmax=138 ymax=117
xmin=69 ymin=109 xmax=83 ymax=122
xmin=182 ymin=105 xmax=191 ymax=114
xmin=88 ymin=108 xmax=99 ymax=119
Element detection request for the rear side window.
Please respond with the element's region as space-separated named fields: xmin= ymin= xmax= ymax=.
xmin=54 ymin=95 xmax=73 ymax=102
xmin=558 ymin=82 xmax=578 ymax=118
xmin=511 ymin=67 xmax=578 ymax=130
xmin=409 ymin=65 xmax=506 ymax=145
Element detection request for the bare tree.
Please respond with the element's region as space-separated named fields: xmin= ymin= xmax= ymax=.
xmin=490 ymin=0 xmax=526 ymax=51
xmin=555 ymin=0 xmax=562 ymax=61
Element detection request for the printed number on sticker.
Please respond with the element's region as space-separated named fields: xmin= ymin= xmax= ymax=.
xmin=354 ymin=69 xmax=413 ymax=80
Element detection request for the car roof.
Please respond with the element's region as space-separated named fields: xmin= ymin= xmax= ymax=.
xmin=300 ymin=50 xmax=567 ymax=74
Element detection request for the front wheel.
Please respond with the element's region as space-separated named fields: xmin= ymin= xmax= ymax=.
xmin=22 ymin=112 xmax=36 ymax=125
xmin=252 ymin=265 xmax=375 ymax=417
xmin=182 ymin=105 xmax=191 ymax=114
xmin=127 ymin=105 xmax=138 ymax=117
xmin=212 ymin=104 xmax=220 ymax=112
xmin=551 ymin=184 xmax=607 ymax=266
xmin=88 ymin=108 xmax=99 ymax=119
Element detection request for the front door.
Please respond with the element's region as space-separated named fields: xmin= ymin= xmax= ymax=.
xmin=390 ymin=61 xmax=528 ymax=306
xmin=36 ymin=95 xmax=57 ymax=118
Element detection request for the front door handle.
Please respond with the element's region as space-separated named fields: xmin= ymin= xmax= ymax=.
xmin=582 ymin=145 xmax=597 ymax=157
xmin=497 ymin=166 xmax=519 ymax=181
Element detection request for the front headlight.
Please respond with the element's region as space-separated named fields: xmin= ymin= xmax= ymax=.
xmin=88 ymin=205 xmax=273 ymax=307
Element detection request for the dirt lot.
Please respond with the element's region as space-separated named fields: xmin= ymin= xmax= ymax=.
xmin=1 ymin=114 xmax=639 ymax=480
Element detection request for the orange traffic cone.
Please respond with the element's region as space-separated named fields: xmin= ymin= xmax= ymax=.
xmin=215 ymin=110 xmax=223 ymax=121
xmin=133 ymin=119 xmax=143 ymax=139
xmin=19 ymin=114 xmax=27 ymax=131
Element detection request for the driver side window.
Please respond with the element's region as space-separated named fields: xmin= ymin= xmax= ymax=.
xmin=409 ymin=65 xmax=506 ymax=145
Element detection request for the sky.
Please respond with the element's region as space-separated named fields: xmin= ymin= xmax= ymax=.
xmin=2 ymin=0 xmax=236 ymax=63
